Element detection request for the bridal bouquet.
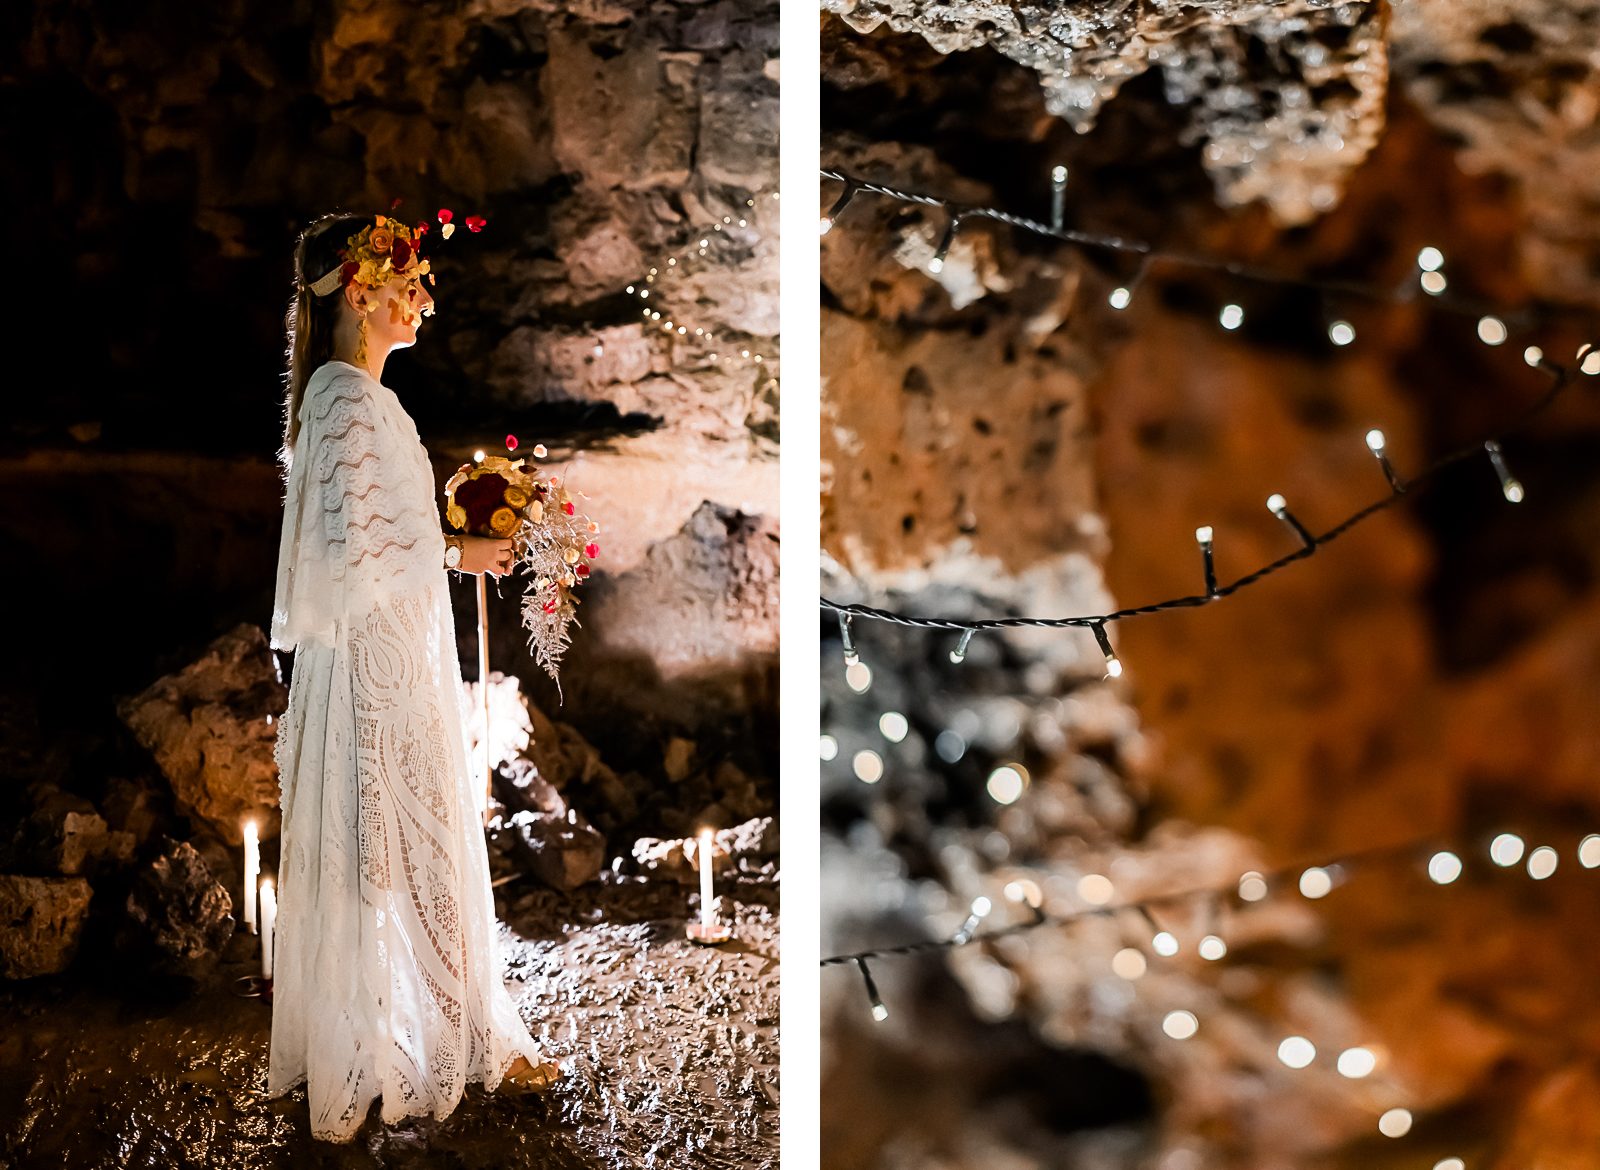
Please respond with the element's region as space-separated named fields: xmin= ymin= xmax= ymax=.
xmin=444 ymin=436 xmax=600 ymax=687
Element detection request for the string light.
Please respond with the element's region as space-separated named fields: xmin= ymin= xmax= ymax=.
xmin=1196 ymin=526 xmax=1218 ymax=596
xmin=1427 ymin=851 xmax=1462 ymax=884
xmin=838 ymin=612 xmax=859 ymax=668
xmin=1337 ymin=1047 xmax=1377 ymax=1078
xmin=1277 ymin=1036 xmax=1317 ymax=1069
xmin=1580 ymin=835 xmax=1600 ymax=868
xmin=1524 ymin=345 xmax=1544 ymax=366
xmin=1417 ymin=246 xmax=1445 ymax=272
xmin=1477 ymin=315 xmax=1508 ymax=346
xmin=1378 ymin=1108 xmax=1414 ymax=1138
xmin=1580 ymin=343 xmax=1600 ymax=375
xmin=1489 ymin=832 xmax=1525 ymax=867
xmin=1267 ymin=493 xmax=1316 ymax=550
xmin=1298 ymin=867 xmax=1333 ymax=899
xmin=1365 ymin=429 xmax=1404 ymax=493
xmin=1421 ymin=270 xmax=1448 ymax=296
xmin=1328 ymin=319 xmax=1356 ymax=346
xmin=949 ymin=628 xmax=976 ymax=663
xmin=953 ymin=896 xmax=992 ymax=944
xmin=1091 ymin=621 xmax=1123 ymax=679
xmin=1483 ymin=440 xmax=1525 ymax=503
xmin=1077 ymin=874 xmax=1115 ymax=906
xmin=928 ymin=215 xmax=962 ymax=275
xmin=1151 ymin=930 xmax=1180 ymax=958
xmin=1162 ymin=1010 xmax=1199 ymax=1040
xmin=1527 ymin=845 xmax=1558 ymax=880
xmin=857 ymin=957 xmax=889 ymax=1021
xmin=878 ymin=711 xmax=909 ymax=742
xmin=1112 ymin=947 xmax=1148 ymax=980
xmin=1050 ymin=164 xmax=1068 ymax=232
xmin=986 ymin=764 xmax=1027 ymax=805
xmin=1238 ymin=871 xmax=1268 ymax=902
xmin=820 ymin=734 xmax=838 ymax=761
xmin=1198 ymin=934 xmax=1227 ymax=961
xmin=1220 ymin=303 xmax=1245 ymax=330
xmin=1108 ymin=256 xmax=1152 ymax=311
xmin=852 ymin=750 xmax=884 ymax=784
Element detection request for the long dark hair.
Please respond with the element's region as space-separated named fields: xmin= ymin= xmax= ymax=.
xmin=279 ymin=212 xmax=369 ymax=477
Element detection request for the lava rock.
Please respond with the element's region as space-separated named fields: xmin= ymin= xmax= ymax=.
xmin=506 ymin=809 xmax=606 ymax=892
xmin=116 ymin=624 xmax=287 ymax=845
xmin=122 ymin=840 xmax=235 ymax=974
xmin=0 ymin=875 xmax=93 ymax=979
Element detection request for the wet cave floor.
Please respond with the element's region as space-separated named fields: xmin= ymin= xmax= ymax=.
xmin=0 ymin=873 xmax=779 ymax=1170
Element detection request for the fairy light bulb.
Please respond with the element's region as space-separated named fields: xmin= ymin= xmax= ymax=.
xmin=1050 ymin=164 xmax=1068 ymax=231
xmin=1162 ymin=1010 xmax=1198 ymax=1040
xmin=819 ymin=734 xmax=838 ymax=761
xmin=852 ymin=750 xmax=883 ymax=784
xmin=949 ymin=629 xmax=976 ymax=664
xmin=1091 ymin=622 xmax=1122 ymax=679
xmin=1490 ymin=832 xmax=1525 ymax=866
xmin=1378 ymin=1109 xmax=1413 ymax=1138
xmin=821 ymin=184 xmax=856 ymax=236
xmin=1527 ymin=845 xmax=1558 ymax=879
xmin=1366 ymin=429 xmax=1403 ymax=492
xmin=1477 ymin=316 xmax=1508 ymax=346
xmin=1524 ymin=345 xmax=1544 ymax=366
xmin=1578 ymin=343 xmax=1600 ymax=375
xmin=1329 ymin=320 xmax=1356 ymax=346
xmin=1299 ymin=867 xmax=1333 ymax=898
xmin=1417 ymin=246 xmax=1444 ymax=272
xmin=838 ymin=612 xmax=859 ymax=667
xmin=1338 ymin=1047 xmax=1377 ymax=1078
xmin=878 ymin=711 xmax=909 ymax=742
xmin=986 ymin=765 xmax=1027 ymax=805
xmin=1428 ymin=851 xmax=1462 ymax=884
xmin=1484 ymin=440 xmax=1524 ymax=502
xmin=1076 ymin=874 xmax=1114 ymax=905
xmin=473 ymin=449 xmax=485 ymax=462
xmin=1151 ymin=931 xmax=1179 ymax=957
xmin=1195 ymin=526 xmax=1217 ymax=595
xmin=857 ymin=957 xmax=888 ymax=1021
xmin=928 ymin=217 xmax=960 ymax=275
xmin=1277 ymin=1036 xmax=1316 ymax=1069
xmin=1579 ymin=834 xmax=1600 ymax=868
xmin=1220 ymin=303 xmax=1245 ymax=330
xmin=1109 ymin=286 xmax=1132 ymax=310
xmin=1268 ymin=494 xmax=1315 ymax=549
xmin=1198 ymin=934 xmax=1227 ymax=961
xmin=1111 ymin=948 xmax=1147 ymax=980
xmin=1238 ymin=871 xmax=1268 ymax=901
xmin=1421 ymin=270 xmax=1448 ymax=295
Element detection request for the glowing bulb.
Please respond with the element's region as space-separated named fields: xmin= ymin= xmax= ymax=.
xmin=1366 ymin=429 xmax=1386 ymax=453
xmin=845 ymin=661 xmax=872 ymax=693
xmin=1477 ymin=316 xmax=1508 ymax=346
xmin=878 ymin=711 xmax=909 ymax=742
xmin=927 ymin=256 xmax=944 ymax=274
xmin=1109 ymin=286 xmax=1132 ymax=310
xmin=1238 ymin=872 xmax=1268 ymax=902
xmin=1428 ymin=851 xmax=1462 ymax=884
xmin=1417 ymin=247 xmax=1444 ymax=271
xmin=1198 ymin=934 xmax=1227 ymax=961
xmin=1338 ymin=1047 xmax=1377 ymax=1078
xmin=820 ymin=216 xmax=833 ymax=235
xmin=473 ymin=449 xmax=485 ymax=462
xmin=1490 ymin=832 xmax=1525 ymax=867
xmin=1524 ymin=345 xmax=1544 ymax=366
xmin=949 ymin=629 xmax=976 ymax=664
xmin=1104 ymin=654 xmax=1123 ymax=679
xmin=1152 ymin=931 xmax=1179 ymax=957
xmin=1052 ymin=165 xmax=1067 ymax=183
xmin=819 ymin=734 xmax=838 ymax=761
xmin=1278 ymin=1036 xmax=1316 ymax=1069
xmin=1267 ymin=493 xmax=1287 ymax=515
xmin=639 ymin=288 xmax=649 ymax=298
xmin=1581 ymin=347 xmax=1600 ymax=375
xmin=852 ymin=750 xmax=884 ymax=784
xmin=1528 ymin=845 xmax=1558 ymax=880
xmin=1329 ymin=320 xmax=1355 ymax=346
xmin=1220 ymin=303 xmax=1244 ymax=330
xmin=1378 ymin=1108 xmax=1413 ymax=1138
xmin=986 ymin=765 xmax=1027 ymax=805
xmin=1434 ymin=1160 xmax=1465 ymax=1170
xmin=1112 ymin=948 xmax=1147 ymax=980
xmin=1421 ymin=271 xmax=1447 ymax=295
xmin=1163 ymin=1010 xmax=1198 ymax=1040
xmin=1579 ymin=834 xmax=1600 ymax=868
xmin=1195 ymin=525 xmax=1213 ymax=544
xmin=1004 ymin=879 xmax=1042 ymax=906
xmin=1077 ymin=874 xmax=1114 ymax=905
xmin=934 ymin=730 xmax=965 ymax=763
xmin=871 ymin=1003 xmax=889 ymax=1021
xmin=1299 ymin=867 xmax=1333 ymax=899
xmin=626 ymin=285 xmax=635 ymax=294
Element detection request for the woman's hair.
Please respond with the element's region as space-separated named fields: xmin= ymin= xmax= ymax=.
xmin=279 ymin=212 xmax=370 ymax=476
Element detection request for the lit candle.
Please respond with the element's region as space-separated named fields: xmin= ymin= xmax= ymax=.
xmin=259 ymin=878 xmax=277 ymax=980
xmin=242 ymin=820 xmax=260 ymax=934
xmin=697 ymin=828 xmax=715 ymax=929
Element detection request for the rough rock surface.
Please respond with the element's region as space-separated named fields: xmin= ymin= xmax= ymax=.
xmin=116 ymin=624 xmax=287 ymax=846
xmin=0 ymin=876 xmax=93 ymax=981
xmin=504 ymin=808 xmax=607 ymax=892
xmin=122 ymin=841 xmax=236 ymax=975
xmin=632 ymin=816 xmax=778 ymax=885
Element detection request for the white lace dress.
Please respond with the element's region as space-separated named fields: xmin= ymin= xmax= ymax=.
xmin=267 ymin=358 xmax=544 ymax=1142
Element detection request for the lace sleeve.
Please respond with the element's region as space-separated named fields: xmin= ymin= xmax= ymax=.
xmin=307 ymin=374 xmax=443 ymax=617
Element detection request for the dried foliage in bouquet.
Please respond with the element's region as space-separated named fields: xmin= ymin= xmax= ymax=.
xmin=444 ymin=435 xmax=600 ymax=693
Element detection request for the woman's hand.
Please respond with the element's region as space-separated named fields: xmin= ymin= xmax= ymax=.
xmin=458 ymin=535 xmax=517 ymax=576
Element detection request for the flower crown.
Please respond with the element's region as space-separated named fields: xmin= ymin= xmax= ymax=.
xmin=307 ymin=204 xmax=486 ymax=297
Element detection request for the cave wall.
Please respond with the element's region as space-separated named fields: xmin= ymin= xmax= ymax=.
xmin=2 ymin=0 xmax=779 ymax=784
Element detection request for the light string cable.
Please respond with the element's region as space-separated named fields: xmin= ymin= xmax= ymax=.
xmin=820 ymin=170 xmax=1600 ymax=650
xmin=823 ymin=833 xmax=1436 ymax=970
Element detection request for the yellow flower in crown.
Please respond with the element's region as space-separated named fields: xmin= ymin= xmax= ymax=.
xmin=306 ymin=203 xmax=485 ymax=299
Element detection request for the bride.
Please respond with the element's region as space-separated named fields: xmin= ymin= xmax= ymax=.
xmin=267 ymin=209 xmax=562 ymax=1142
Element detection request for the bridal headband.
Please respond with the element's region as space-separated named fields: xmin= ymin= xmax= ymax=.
xmin=306 ymin=204 xmax=487 ymax=298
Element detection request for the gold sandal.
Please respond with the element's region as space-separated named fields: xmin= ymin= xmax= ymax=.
xmin=501 ymin=1059 xmax=563 ymax=1095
